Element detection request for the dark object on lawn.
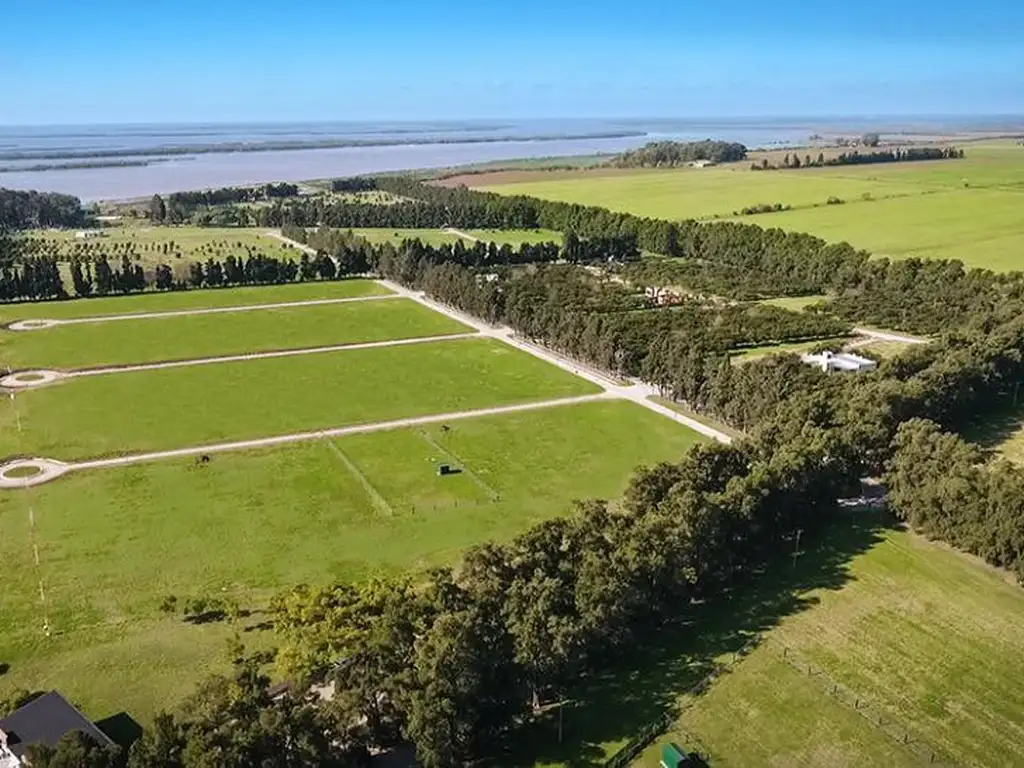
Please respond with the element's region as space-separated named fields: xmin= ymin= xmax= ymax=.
xmin=438 ymin=464 xmax=457 ymax=476
xmin=441 ymin=424 xmax=451 ymax=432
xmin=196 ymin=454 xmax=210 ymax=465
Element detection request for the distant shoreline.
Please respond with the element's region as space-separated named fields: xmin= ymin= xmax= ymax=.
xmin=0 ymin=131 xmax=646 ymax=163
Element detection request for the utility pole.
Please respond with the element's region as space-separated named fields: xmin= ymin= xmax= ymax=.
xmin=792 ymin=528 xmax=803 ymax=570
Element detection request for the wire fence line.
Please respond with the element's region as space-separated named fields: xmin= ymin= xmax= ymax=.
xmin=601 ymin=634 xmax=763 ymax=768
xmin=778 ymin=644 xmax=954 ymax=766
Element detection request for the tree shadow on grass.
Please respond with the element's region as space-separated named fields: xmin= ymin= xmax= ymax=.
xmin=960 ymin=399 xmax=1024 ymax=455
xmin=504 ymin=509 xmax=892 ymax=767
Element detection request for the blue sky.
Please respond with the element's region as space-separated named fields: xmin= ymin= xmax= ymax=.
xmin=1 ymin=0 xmax=1021 ymax=124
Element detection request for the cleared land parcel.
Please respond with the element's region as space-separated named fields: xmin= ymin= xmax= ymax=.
xmin=0 ymin=400 xmax=706 ymax=720
xmin=0 ymin=337 xmax=602 ymax=460
xmin=0 ymin=297 xmax=470 ymax=369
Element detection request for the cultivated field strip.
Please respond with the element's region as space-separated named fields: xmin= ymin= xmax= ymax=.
xmin=1 ymin=332 xmax=480 ymax=386
xmin=1 ymin=393 xmax=612 ymax=487
xmin=4 ymin=292 xmax=401 ymax=330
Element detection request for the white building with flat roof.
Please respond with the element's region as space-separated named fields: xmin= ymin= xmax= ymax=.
xmin=800 ymin=350 xmax=877 ymax=373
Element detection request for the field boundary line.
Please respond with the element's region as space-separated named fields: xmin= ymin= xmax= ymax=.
xmin=417 ymin=429 xmax=500 ymax=501
xmin=5 ymin=291 xmax=399 ymax=330
xmin=778 ymin=644 xmax=953 ymax=766
xmin=325 ymin=440 xmax=394 ymax=517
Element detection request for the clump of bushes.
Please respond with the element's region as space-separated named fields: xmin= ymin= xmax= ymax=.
xmin=738 ymin=202 xmax=792 ymax=216
xmin=826 ymin=196 xmax=844 ymax=205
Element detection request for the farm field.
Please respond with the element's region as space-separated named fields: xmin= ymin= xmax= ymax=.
xmin=0 ymin=278 xmax=388 ymax=324
xmin=479 ymin=144 xmax=1024 ymax=271
xmin=622 ymin=515 xmax=1024 ymax=768
xmin=0 ymin=337 xmax=601 ymax=460
xmin=24 ymin=226 xmax=302 ymax=268
xmin=0 ymin=297 xmax=469 ymax=369
xmin=0 ymin=400 xmax=706 ymax=721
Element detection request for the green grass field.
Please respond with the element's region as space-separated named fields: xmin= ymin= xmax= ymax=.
xmin=24 ymin=226 xmax=302 ymax=269
xmin=627 ymin=517 xmax=1024 ymax=768
xmin=730 ymin=337 xmax=850 ymax=363
xmin=0 ymin=338 xmax=600 ymax=460
xmin=0 ymin=279 xmax=388 ymax=325
xmin=0 ymin=400 xmax=705 ymax=722
xmin=0 ymin=297 xmax=469 ymax=370
xmin=480 ymin=144 xmax=1024 ymax=271
xmin=507 ymin=512 xmax=1024 ymax=768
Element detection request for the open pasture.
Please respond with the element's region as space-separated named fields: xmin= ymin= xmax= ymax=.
xmin=0 ymin=296 xmax=469 ymax=370
xmin=23 ymin=226 xmax=302 ymax=269
xmin=0 ymin=278 xmax=389 ymax=325
xmin=479 ymin=144 xmax=1024 ymax=271
xmin=479 ymin=167 xmax=931 ymax=221
xmin=0 ymin=400 xmax=706 ymax=721
xmin=0 ymin=337 xmax=601 ymax=461
xmin=748 ymin=187 xmax=1024 ymax=269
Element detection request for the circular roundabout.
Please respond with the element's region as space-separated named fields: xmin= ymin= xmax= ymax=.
xmin=7 ymin=318 xmax=61 ymax=332
xmin=0 ymin=458 xmax=71 ymax=488
xmin=0 ymin=369 xmax=65 ymax=389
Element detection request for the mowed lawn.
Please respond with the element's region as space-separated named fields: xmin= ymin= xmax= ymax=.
xmin=0 ymin=279 xmax=389 ymax=325
xmin=1 ymin=297 xmax=470 ymax=369
xmin=0 ymin=400 xmax=706 ymax=722
xmin=0 ymin=338 xmax=600 ymax=460
xmin=626 ymin=517 xmax=1024 ymax=768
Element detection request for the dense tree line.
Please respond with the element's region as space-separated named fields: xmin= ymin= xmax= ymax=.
xmin=753 ymin=146 xmax=963 ymax=171
xmin=0 ymin=255 xmax=65 ymax=301
xmin=168 ymin=183 xmax=299 ymax=209
xmin=330 ymin=177 xmax=378 ymax=193
xmin=608 ymin=140 xmax=748 ymax=167
xmin=0 ymin=188 xmax=84 ymax=229
xmin=887 ymin=420 xmax=1024 ymax=579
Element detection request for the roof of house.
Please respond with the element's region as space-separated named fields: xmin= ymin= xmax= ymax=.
xmin=0 ymin=692 xmax=113 ymax=758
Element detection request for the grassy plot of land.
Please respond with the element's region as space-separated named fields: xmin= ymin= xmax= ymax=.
xmin=0 ymin=298 xmax=469 ymax=370
xmin=480 ymin=167 xmax=931 ymax=221
xmin=757 ymin=295 xmax=830 ymax=311
xmin=0 ymin=338 xmax=601 ymax=460
xmin=753 ymin=187 xmax=1024 ymax=270
xmin=624 ymin=518 xmax=1024 ymax=768
xmin=0 ymin=400 xmax=705 ymax=722
xmin=348 ymin=228 xmax=463 ymax=246
xmin=24 ymin=226 xmax=301 ymax=269
xmin=729 ymin=337 xmax=850 ymax=364
xmin=480 ymin=145 xmax=1024 ymax=272
xmin=0 ymin=279 xmax=389 ymax=325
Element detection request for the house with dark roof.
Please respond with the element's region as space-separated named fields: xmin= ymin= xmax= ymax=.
xmin=0 ymin=691 xmax=113 ymax=766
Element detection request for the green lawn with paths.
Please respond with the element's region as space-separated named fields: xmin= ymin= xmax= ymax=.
xmin=0 ymin=279 xmax=388 ymax=325
xmin=0 ymin=400 xmax=705 ymax=723
xmin=0 ymin=338 xmax=601 ymax=460
xmin=0 ymin=297 xmax=470 ymax=370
